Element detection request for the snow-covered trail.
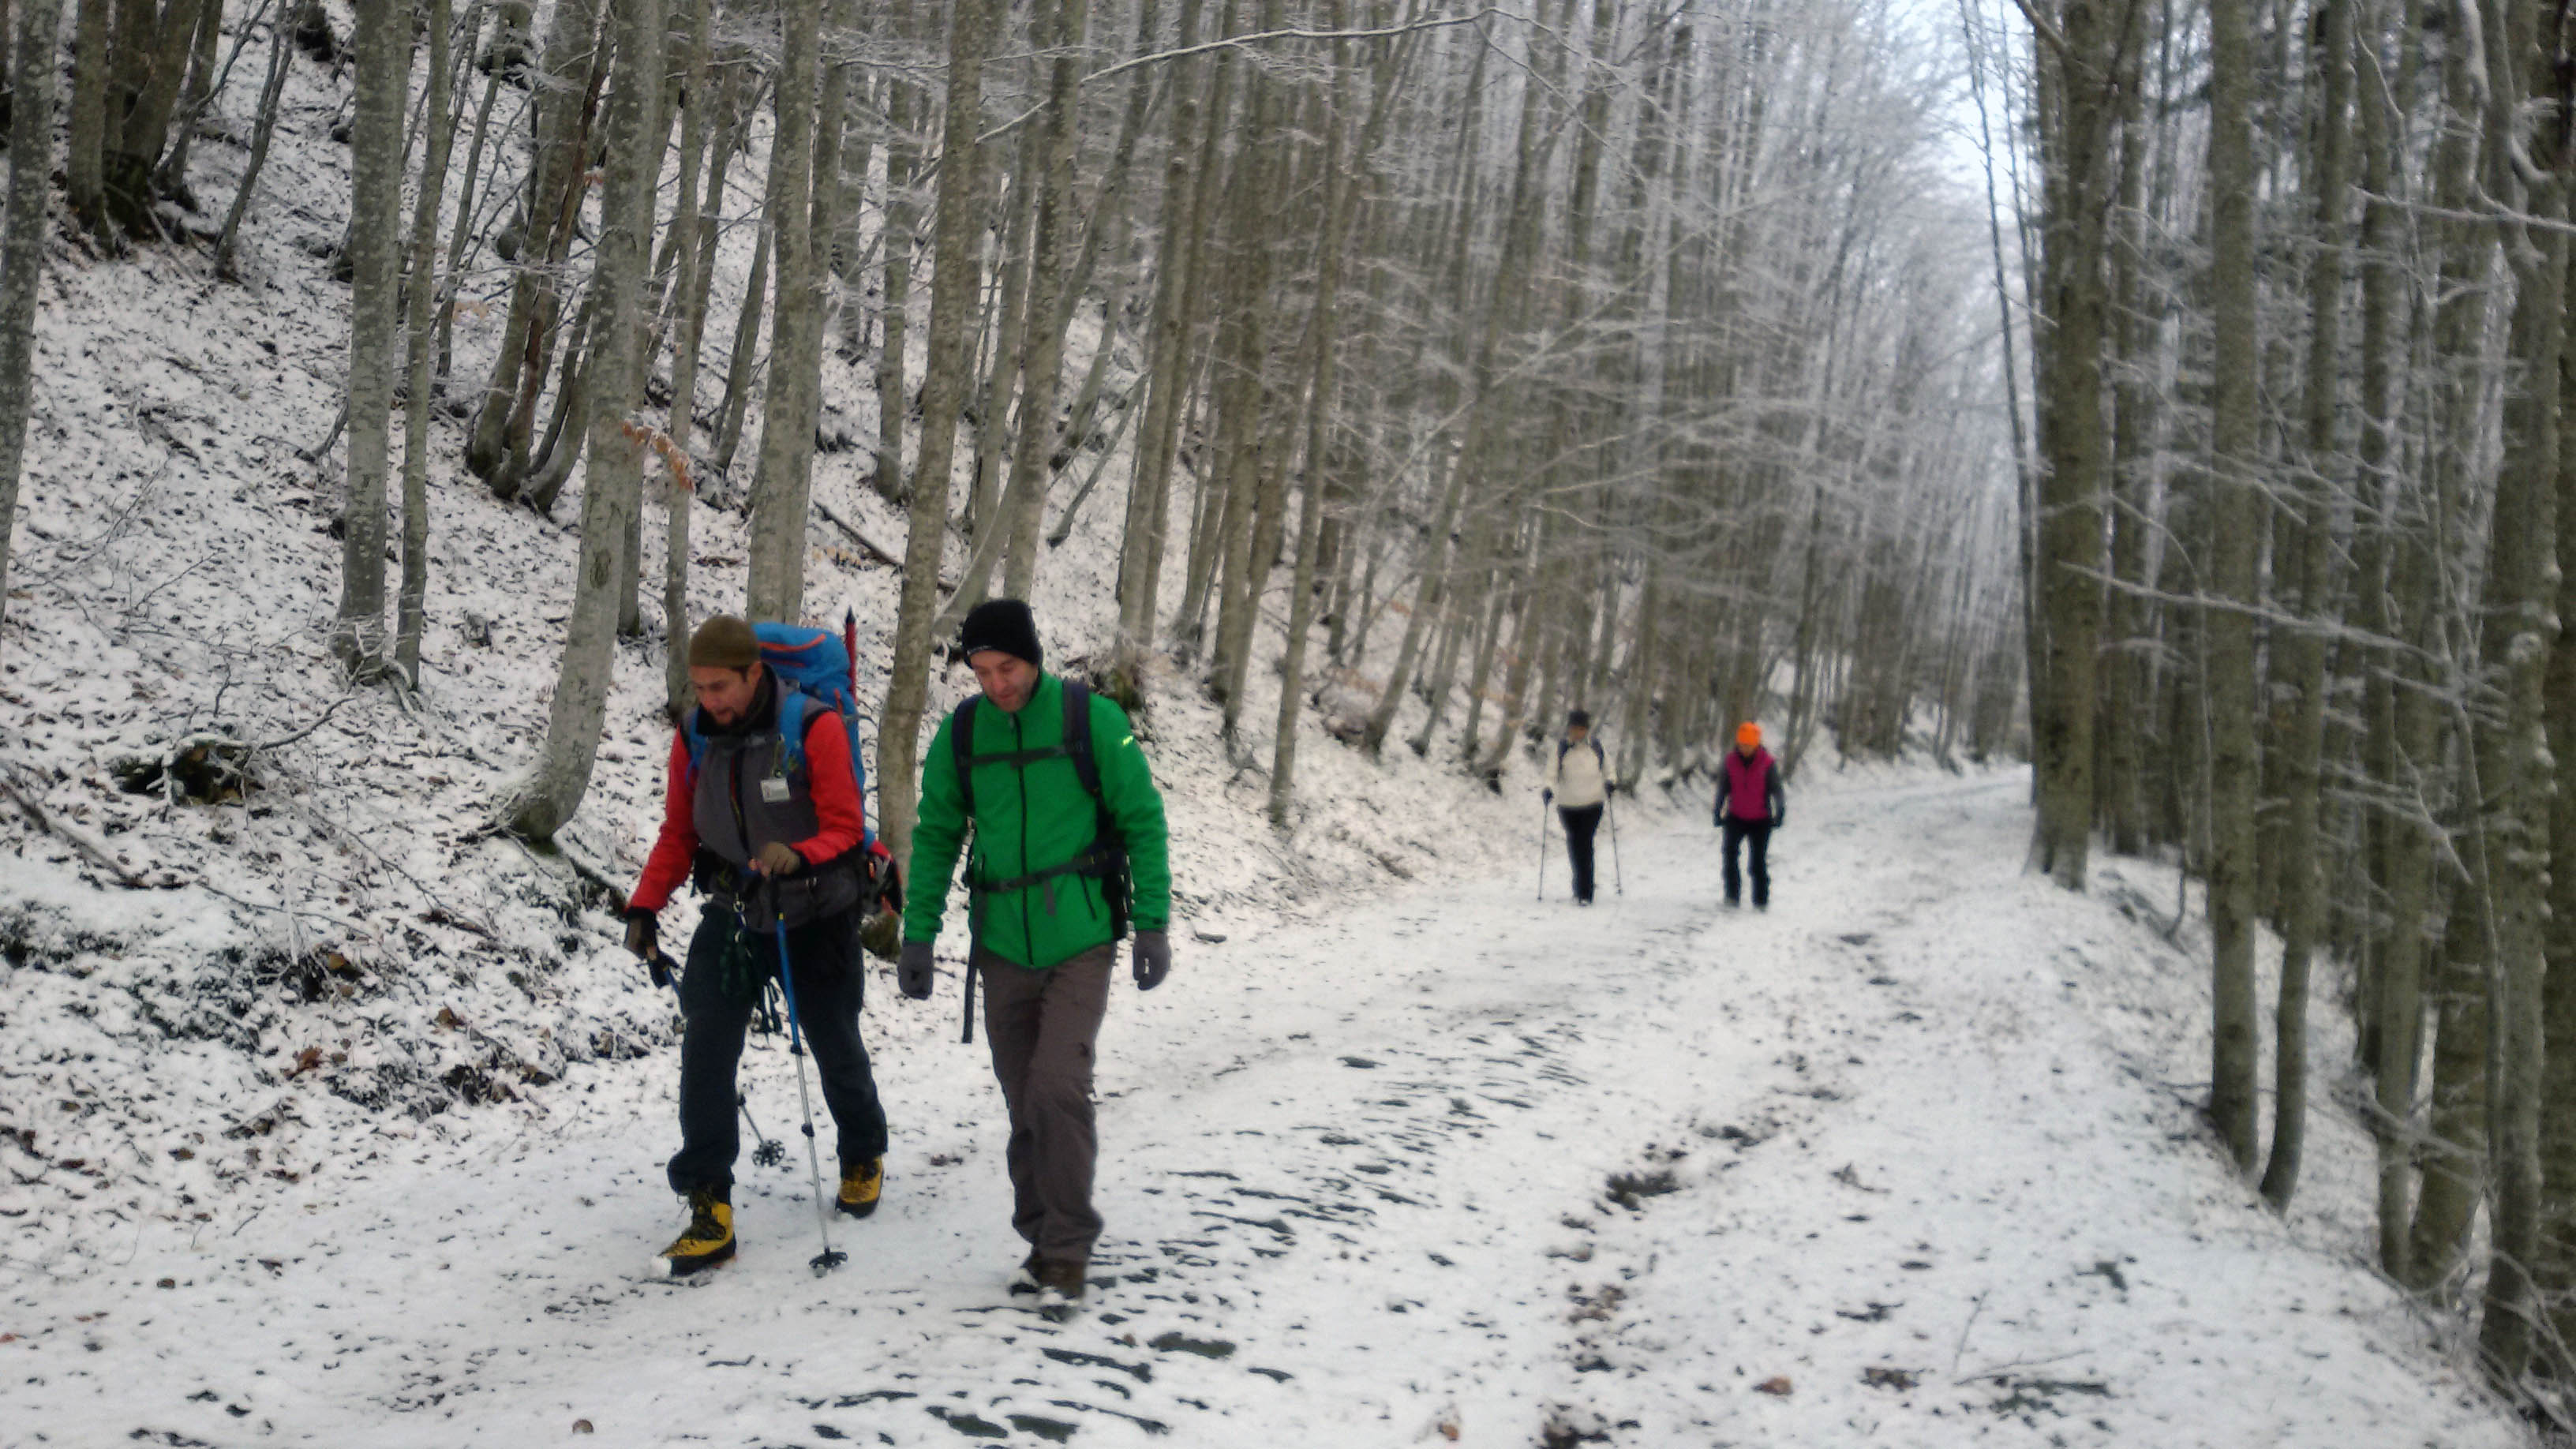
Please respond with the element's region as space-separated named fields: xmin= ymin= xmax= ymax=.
xmin=4 ymin=772 xmax=2525 ymax=1447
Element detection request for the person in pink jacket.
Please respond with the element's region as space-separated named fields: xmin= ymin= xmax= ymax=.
xmin=1716 ymin=722 xmax=1786 ymax=909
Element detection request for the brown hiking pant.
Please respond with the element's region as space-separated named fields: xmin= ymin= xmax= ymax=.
xmin=975 ymin=942 xmax=1114 ymax=1264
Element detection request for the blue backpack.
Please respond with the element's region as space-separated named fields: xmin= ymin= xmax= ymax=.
xmin=683 ymin=619 xmax=874 ymax=847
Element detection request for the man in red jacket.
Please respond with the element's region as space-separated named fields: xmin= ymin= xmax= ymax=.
xmin=621 ymin=616 xmax=889 ymax=1276
xmin=1716 ymin=721 xmax=1787 ymax=911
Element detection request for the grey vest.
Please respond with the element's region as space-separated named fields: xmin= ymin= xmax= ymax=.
xmin=691 ymin=702 xmax=862 ymax=933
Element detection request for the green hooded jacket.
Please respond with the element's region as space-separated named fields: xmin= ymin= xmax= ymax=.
xmin=903 ymin=672 xmax=1171 ymax=968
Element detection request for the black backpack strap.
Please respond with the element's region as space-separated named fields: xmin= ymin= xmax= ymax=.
xmin=1062 ymin=682 xmax=1102 ymax=799
xmin=1064 ymin=683 xmax=1132 ymax=937
xmin=949 ymin=696 xmax=981 ymax=818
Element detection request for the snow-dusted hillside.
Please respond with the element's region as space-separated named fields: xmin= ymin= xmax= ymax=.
xmin=0 ymin=28 xmax=1583 ymax=1275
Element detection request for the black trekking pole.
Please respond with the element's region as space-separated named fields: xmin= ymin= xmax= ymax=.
xmin=1537 ymin=798 xmax=1550 ymax=901
xmin=1606 ymin=790 xmax=1624 ymax=897
xmin=769 ymin=913 xmax=848 ymax=1277
xmin=738 ymin=1091 xmax=787 ymax=1167
xmin=661 ymin=945 xmax=789 ymax=1167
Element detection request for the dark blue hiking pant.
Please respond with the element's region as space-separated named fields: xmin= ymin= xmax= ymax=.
xmin=667 ymin=906 xmax=889 ymax=1196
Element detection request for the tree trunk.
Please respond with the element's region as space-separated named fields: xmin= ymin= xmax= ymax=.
xmin=878 ymin=0 xmax=994 ymax=869
xmin=2539 ymin=171 xmax=2576 ymax=1368
xmin=331 ymin=0 xmax=406 ymax=679
xmin=2259 ymin=0 xmax=2353 ymax=1212
xmin=871 ymin=0 xmax=919 ymax=505
xmin=508 ymin=0 xmax=661 ymax=840
xmin=466 ymin=0 xmax=602 ymax=492
xmin=997 ymin=0 xmax=1091 ymax=602
xmin=969 ymin=122 xmax=1036 ymax=548
xmin=1361 ymin=458 xmax=1464 ymax=758
xmin=713 ymin=200 xmax=772 ymax=482
xmin=2407 ymin=877 xmax=2488 ymax=1294
xmin=66 ymin=0 xmax=107 ymax=233
xmin=2027 ymin=0 xmax=2117 ymax=891
xmin=98 ymin=0 xmax=203 ymax=235
xmin=1268 ymin=6 xmax=1360 ymax=824
xmin=2358 ymin=0 xmax=2435 ymax=1280
xmin=2472 ymin=0 xmax=2563 ymax=1378
xmin=0 ymin=0 xmax=63 ymax=663
xmin=659 ymin=0 xmax=718 ymax=714
xmin=148 ymin=0 xmax=219 ymax=199
xmin=213 ymin=2 xmax=291 ymax=279
xmin=1113 ymin=0 xmax=1215 ymax=676
xmin=436 ymin=12 xmax=510 ymax=379
xmin=396 ymin=0 xmax=459 ymax=690
xmin=2203 ymin=0 xmax=2263 ymax=1178
xmin=745 ymin=0 xmax=822 ymax=623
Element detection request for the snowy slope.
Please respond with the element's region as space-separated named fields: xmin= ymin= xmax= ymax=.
xmin=0 ymin=19 xmax=1574 ymax=1272
xmin=0 ymin=771 xmax=2524 ymax=1447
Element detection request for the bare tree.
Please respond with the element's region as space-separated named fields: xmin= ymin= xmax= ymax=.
xmin=330 ymin=0 xmax=407 ymax=679
xmin=878 ymin=0 xmax=997 ymax=867
xmin=0 ymin=0 xmax=63 ymax=662
xmin=508 ymin=0 xmax=665 ymax=839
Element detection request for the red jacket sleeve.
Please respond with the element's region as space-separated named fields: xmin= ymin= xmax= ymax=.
xmin=794 ymin=715 xmax=868 ymax=867
xmin=628 ymin=731 xmax=698 ymax=914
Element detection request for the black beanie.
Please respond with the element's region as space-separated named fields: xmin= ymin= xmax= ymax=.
xmin=959 ymin=597 xmax=1044 ymax=668
xmin=1567 ymin=708 xmax=1590 ymax=728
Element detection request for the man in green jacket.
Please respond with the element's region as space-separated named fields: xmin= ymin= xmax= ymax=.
xmin=897 ymin=598 xmax=1172 ymax=1314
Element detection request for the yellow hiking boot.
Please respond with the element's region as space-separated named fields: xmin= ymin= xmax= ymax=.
xmin=655 ymin=1189 xmax=735 ymax=1278
xmin=837 ymin=1158 xmax=882 ymax=1219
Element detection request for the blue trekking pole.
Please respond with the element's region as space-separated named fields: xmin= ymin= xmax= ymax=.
xmin=771 ymin=914 xmax=848 ymax=1277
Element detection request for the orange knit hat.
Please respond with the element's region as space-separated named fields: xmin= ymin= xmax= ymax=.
xmin=1735 ymin=721 xmax=1762 ymax=748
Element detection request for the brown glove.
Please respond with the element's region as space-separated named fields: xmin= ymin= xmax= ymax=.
xmin=754 ymin=840 xmax=803 ymax=877
xmin=859 ymin=911 xmax=903 ymax=962
xmin=622 ymin=908 xmax=657 ymax=958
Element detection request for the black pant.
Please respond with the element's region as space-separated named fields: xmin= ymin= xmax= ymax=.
xmin=1559 ymin=803 xmax=1603 ymax=902
xmin=668 ymin=905 xmax=889 ymax=1196
xmin=1722 ymin=818 xmax=1773 ymax=907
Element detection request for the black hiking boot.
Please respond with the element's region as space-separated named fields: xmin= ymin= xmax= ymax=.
xmin=1032 ymin=1256 xmax=1088 ymax=1321
xmin=1006 ymin=1250 xmax=1044 ymax=1297
xmin=656 ymin=1189 xmax=735 ymax=1279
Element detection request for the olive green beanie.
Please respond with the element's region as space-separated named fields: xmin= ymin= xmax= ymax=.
xmin=687 ymin=615 xmax=761 ymax=669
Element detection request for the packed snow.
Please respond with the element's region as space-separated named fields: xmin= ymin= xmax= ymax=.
xmin=0 ymin=768 xmax=2525 ymax=1446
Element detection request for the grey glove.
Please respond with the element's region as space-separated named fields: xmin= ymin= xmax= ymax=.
xmin=897 ymin=940 xmax=936 ymax=1000
xmin=1131 ymin=930 xmax=1170 ymax=991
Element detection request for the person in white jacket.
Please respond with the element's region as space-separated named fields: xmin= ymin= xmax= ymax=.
xmin=1543 ymin=710 xmax=1616 ymax=904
